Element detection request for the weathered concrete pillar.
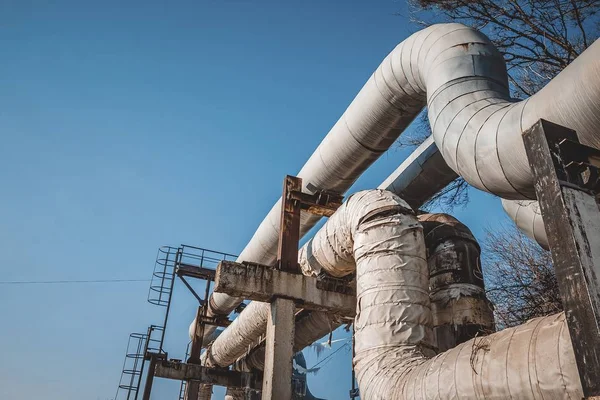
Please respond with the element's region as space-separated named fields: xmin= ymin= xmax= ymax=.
xmin=262 ymin=297 xmax=295 ymax=400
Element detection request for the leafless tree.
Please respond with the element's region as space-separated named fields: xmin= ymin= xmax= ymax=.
xmin=483 ymin=224 xmax=562 ymax=328
xmin=421 ymin=173 xmax=470 ymax=211
xmin=397 ymin=0 xmax=599 ymax=211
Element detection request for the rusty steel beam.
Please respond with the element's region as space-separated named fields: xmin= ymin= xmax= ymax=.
xmin=176 ymin=263 xmax=217 ymax=281
xmin=523 ymin=119 xmax=600 ymax=398
xmin=277 ymin=175 xmax=303 ymax=273
xmin=141 ymin=352 xmax=167 ymax=400
xmin=288 ymin=189 xmax=343 ymax=217
xmin=214 ymin=175 xmax=344 ymax=399
xmin=184 ymin=307 xmax=205 ymax=400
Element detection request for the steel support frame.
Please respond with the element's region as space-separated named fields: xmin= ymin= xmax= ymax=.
xmin=215 ymin=175 xmax=343 ymax=400
xmin=142 ymin=176 xmax=342 ymax=400
xmin=268 ymin=176 xmax=344 ymax=400
xmin=262 ymin=297 xmax=296 ymax=400
xmin=523 ymin=119 xmax=600 ymax=398
xmin=142 ymin=251 xmax=237 ymax=400
xmin=154 ymin=359 xmax=263 ymax=390
xmin=181 ymin=263 xmax=226 ymax=400
xmin=141 ymin=352 xmax=167 ymax=400
xmin=184 ymin=307 xmax=205 ymax=400
xmin=263 ymin=175 xmax=303 ymax=400
xmin=214 ymin=261 xmax=356 ymax=317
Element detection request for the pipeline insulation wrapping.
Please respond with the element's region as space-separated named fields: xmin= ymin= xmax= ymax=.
xmin=355 ymin=312 xmax=581 ymax=399
xmin=199 ymin=24 xmax=600 ymax=380
xmin=297 ymin=189 xmax=582 ymax=399
xmin=238 ymin=211 xmax=495 ymax=372
xmin=208 ymin=189 xmax=582 ymax=399
xmin=203 ymin=22 xmax=599 ymax=334
xmin=204 ymin=190 xmax=407 ymax=368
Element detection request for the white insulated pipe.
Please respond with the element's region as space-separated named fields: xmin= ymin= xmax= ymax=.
xmin=301 ymin=189 xmax=582 ymax=399
xmin=233 ymin=212 xmax=494 ymax=373
xmin=211 ymin=189 xmax=581 ymax=399
xmin=201 ymin=23 xmax=600 ymax=367
xmin=205 ymin=190 xmax=416 ymax=367
xmin=501 ymin=199 xmax=549 ymax=249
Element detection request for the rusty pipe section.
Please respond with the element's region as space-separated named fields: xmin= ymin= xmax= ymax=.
xmin=418 ymin=213 xmax=495 ymax=352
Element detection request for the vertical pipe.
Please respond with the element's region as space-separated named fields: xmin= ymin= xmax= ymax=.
xmin=418 ymin=214 xmax=495 ymax=352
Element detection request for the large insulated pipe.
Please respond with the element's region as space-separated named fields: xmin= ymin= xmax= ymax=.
xmin=300 ymin=189 xmax=581 ymax=399
xmin=226 ymin=353 xmax=324 ymax=400
xmin=203 ymin=150 xmax=473 ymax=368
xmin=205 ymin=190 xmax=421 ymax=368
xmin=205 ymin=190 xmax=420 ymax=368
xmin=234 ymin=310 xmax=341 ymax=372
xmin=501 ymin=199 xmax=549 ymax=249
xmin=234 ymin=212 xmax=493 ymax=373
xmin=418 ymin=213 xmax=495 ymax=352
xmin=378 ymin=135 xmax=458 ymax=210
xmin=202 ymin=23 xmax=600 ymax=366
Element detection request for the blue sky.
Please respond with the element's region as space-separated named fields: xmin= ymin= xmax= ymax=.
xmin=0 ymin=1 xmax=508 ymax=399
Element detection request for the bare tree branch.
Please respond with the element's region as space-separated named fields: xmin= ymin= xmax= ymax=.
xmin=483 ymin=224 xmax=563 ymax=328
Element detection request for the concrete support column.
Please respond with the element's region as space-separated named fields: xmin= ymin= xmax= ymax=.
xmin=262 ymin=297 xmax=295 ymax=400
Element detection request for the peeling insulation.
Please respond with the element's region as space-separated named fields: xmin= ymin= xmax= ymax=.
xmin=204 ymin=190 xmax=406 ymax=368
xmin=200 ymin=23 xmax=599 ymax=347
xmin=356 ymin=312 xmax=581 ymax=399
xmin=190 ymin=23 xmax=600 ymax=398
xmin=418 ymin=213 xmax=495 ymax=352
xmin=298 ymin=191 xmax=581 ymax=399
xmin=301 ymin=189 xmax=582 ymax=399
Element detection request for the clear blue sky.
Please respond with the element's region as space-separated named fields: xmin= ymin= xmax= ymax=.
xmin=0 ymin=1 xmax=509 ymax=399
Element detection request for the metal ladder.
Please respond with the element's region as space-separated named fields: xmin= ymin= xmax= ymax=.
xmin=178 ymin=342 xmax=192 ymax=400
xmin=114 ymin=325 xmax=163 ymax=400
